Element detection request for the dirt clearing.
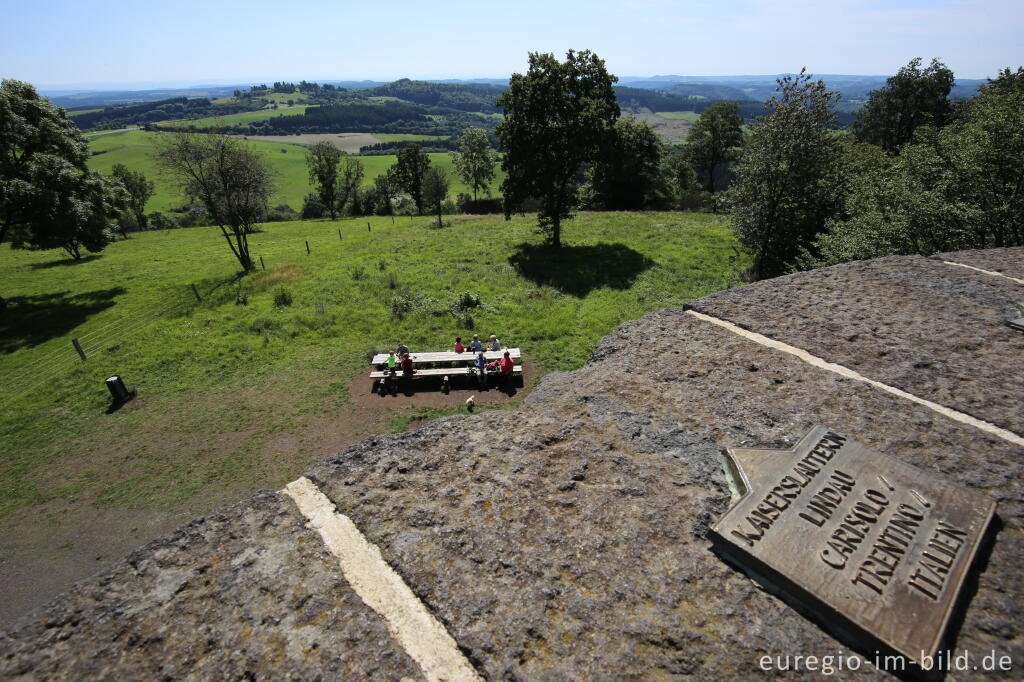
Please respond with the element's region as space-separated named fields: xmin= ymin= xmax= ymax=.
xmin=239 ymin=133 xmax=380 ymax=153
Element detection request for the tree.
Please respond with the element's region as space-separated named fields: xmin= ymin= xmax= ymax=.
xmin=372 ymin=170 xmax=400 ymax=215
xmin=730 ymin=69 xmax=847 ymax=280
xmin=337 ymin=155 xmax=365 ymax=216
xmin=7 ymin=156 xmax=126 ymax=259
xmin=422 ymin=167 xmax=450 ymax=228
xmin=586 ymin=117 xmax=669 ymax=210
xmin=306 ymin=141 xmax=342 ymax=219
xmin=451 ymin=127 xmax=497 ymax=200
xmin=155 ymin=132 xmax=272 ymax=271
xmin=804 ymin=71 xmax=1024 ymax=267
xmin=684 ymin=101 xmax=744 ymax=193
xmin=497 ymin=49 xmax=620 ymax=247
xmin=664 ymin=144 xmax=706 ymax=210
xmin=1 ymin=79 xmax=124 ymax=265
xmin=110 ymin=163 xmax=154 ymax=233
xmin=853 ymin=57 xmax=955 ymax=154
xmin=392 ymin=144 xmax=431 ymax=215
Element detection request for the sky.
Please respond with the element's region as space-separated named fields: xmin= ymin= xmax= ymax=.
xmin=3 ymin=0 xmax=1020 ymax=89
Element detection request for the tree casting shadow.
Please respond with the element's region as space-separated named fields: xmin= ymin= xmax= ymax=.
xmin=508 ymin=242 xmax=656 ymax=297
xmin=0 ymin=288 xmax=126 ymax=353
xmin=28 ymin=254 xmax=103 ymax=270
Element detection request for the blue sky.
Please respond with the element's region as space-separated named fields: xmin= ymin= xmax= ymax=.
xmin=3 ymin=0 xmax=1020 ymax=87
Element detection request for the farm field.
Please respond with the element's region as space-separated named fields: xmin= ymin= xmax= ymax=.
xmin=628 ymin=111 xmax=696 ymax=143
xmin=0 ymin=211 xmax=745 ymax=627
xmin=157 ymin=104 xmax=310 ymax=128
xmin=238 ymin=132 xmax=378 ymax=154
xmin=86 ymin=130 xmax=502 ymax=212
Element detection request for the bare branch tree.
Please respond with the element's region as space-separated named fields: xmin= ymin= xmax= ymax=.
xmin=155 ymin=132 xmax=272 ymax=271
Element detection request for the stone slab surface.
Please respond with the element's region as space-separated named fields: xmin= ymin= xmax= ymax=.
xmin=688 ymin=254 xmax=1024 ymax=434
xmin=938 ymin=247 xmax=1024 ymax=281
xmin=0 ymin=491 xmax=422 ymax=680
xmin=2 ymin=252 xmax=1021 ymax=679
xmin=302 ymin=308 xmax=1021 ymax=678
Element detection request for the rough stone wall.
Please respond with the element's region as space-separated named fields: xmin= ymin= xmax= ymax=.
xmin=2 ymin=250 xmax=1021 ymax=679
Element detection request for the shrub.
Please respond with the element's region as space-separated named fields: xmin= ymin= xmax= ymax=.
xmin=300 ymin=193 xmax=327 ymax=219
xmin=266 ymin=204 xmax=298 ymax=222
xmin=273 ymin=286 xmax=293 ymax=307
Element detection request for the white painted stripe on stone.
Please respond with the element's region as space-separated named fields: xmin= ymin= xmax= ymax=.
xmin=282 ymin=476 xmax=481 ymax=682
xmin=686 ymin=309 xmax=1024 ymax=448
xmin=942 ymin=260 xmax=1024 ymax=285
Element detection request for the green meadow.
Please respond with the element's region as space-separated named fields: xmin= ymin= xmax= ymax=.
xmin=86 ymin=130 xmax=503 ymax=212
xmin=0 ymin=212 xmax=745 ymax=521
xmin=158 ymin=104 xmax=311 ymax=128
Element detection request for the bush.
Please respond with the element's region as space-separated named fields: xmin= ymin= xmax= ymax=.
xmin=148 ymin=211 xmax=179 ymax=230
xmin=266 ymin=204 xmax=298 ymax=222
xmin=301 ymin=193 xmax=327 ymax=219
xmin=273 ymin=286 xmax=293 ymax=307
xmin=457 ymin=194 xmax=503 ymax=214
xmin=389 ymin=291 xmax=436 ymax=320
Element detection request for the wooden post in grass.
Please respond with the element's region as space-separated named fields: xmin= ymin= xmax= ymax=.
xmin=190 ymin=283 xmax=202 ymax=301
xmin=260 ymin=256 xmax=266 ymax=271
xmin=305 ymin=240 xmax=310 ymax=255
xmin=338 ymin=228 xmax=342 ymax=240
xmin=72 ymin=338 xmax=86 ymax=361
xmin=367 ymin=221 xmax=371 ymax=232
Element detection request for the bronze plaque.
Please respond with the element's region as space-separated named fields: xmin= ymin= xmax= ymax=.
xmin=709 ymin=426 xmax=995 ymax=661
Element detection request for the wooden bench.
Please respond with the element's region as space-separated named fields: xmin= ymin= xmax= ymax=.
xmin=369 ymin=366 xmax=523 ymax=379
xmin=369 ymin=347 xmax=523 ymax=383
xmin=370 ymin=348 xmax=520 ymax=366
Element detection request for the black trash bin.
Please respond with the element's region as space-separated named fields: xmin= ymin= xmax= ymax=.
xmin=105 ymin=375 xmax=134 ymax=403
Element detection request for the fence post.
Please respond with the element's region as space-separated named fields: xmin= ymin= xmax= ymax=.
xmin=305 ymin=240 xmax=311 ymax=255
xmin=190 ymin=283 xmax=202 ymax=301
xmin=260 ymin=256 xmax=266 ymax=271
xmin=72 ymin=338 xmax=87 ymax=361
xmin=367 ymin=221 xmax=371 ymax=232
xmin=338 ymin=228 xmax=342 ymax=241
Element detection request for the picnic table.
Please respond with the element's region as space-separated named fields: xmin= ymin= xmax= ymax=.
xmin=369 ymin=348 xmax=523 ymax=381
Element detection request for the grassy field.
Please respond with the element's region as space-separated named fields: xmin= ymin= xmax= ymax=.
xmin=158 ymin=104 xmax=311 ymax=129
xmin=86 ymin=130 xmax=503 ymax=212
xmin=655 ymin=111 xmax=700 ymax=121
xmin=0 ymin=212 xmax=744 ymax=522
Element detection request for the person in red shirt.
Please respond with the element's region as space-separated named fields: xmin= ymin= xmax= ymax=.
xmin=454 ymin=336 xmax=465 ymax=353
xmin=400 ymin=353 xmax=415 ymax=377
xmin=498 ymin=350 xmax=514 ymax=389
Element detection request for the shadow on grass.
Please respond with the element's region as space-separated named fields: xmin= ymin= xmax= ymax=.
xmin=508 ymin=242 xmax=655 ymax=297
xmin=0 ymin=288 xmax=125 ymax=353
xmin=28 ymin=254 xmax=102 ymax=270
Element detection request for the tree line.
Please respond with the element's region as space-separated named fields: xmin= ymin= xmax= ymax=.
xmin=733 ymin=60 xmax=1024 ymax=279
xmin=4 ymin=54 xmax=1020 ymax=292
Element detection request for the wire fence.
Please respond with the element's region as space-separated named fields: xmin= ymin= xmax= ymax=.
xmin=0 ymin=284 xmax=202 ymax=409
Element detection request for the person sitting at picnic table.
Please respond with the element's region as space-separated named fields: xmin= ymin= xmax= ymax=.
xmin=454 ymin=336 xmax=465 ymax=353
xmin=396 ymin=341 xmax=410 ymax=356
xmin=385 ymin=351 xmax=397 ymax=374
xmin=469 ymin=334 xmax=483 ymax=353
xmin=498 ymin=350 xmax=514 ymax=386
xmin=488 ymin=334 xmax=502 ymax=351
xmin=400 ymin=353 xmax=415 ymax=377
xmin=473 ymin=351 xmax=488 ymax=387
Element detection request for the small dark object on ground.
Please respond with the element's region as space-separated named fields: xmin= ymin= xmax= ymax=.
xmin=105 ymin=375 xmax=135 ymax=405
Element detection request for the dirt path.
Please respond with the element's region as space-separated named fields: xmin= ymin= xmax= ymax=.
xmin=0 ymin=362 xmax=538 ymax=631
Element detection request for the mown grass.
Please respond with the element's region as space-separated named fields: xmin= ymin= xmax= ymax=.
xmin=655 ymin=111 xmax=700 ymax=121
xmin=0 ymin=212 xmax=745 ymax=519
xmin=86 ymin=130 xmax=503 ymax=212
xmin=158 ymin=105 xmax=310 ymax=128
